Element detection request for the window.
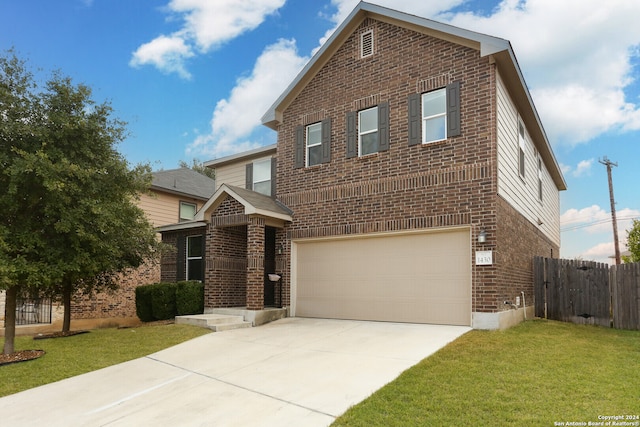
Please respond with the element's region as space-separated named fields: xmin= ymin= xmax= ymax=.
xmin=360 ymin=30 xmax=374 ymax=58
xmin=538 ymin=155 xmax=543 ymax=201
xmin=186 ymin=235 xmax=203 ymax=282
xmin=359 ymin=107 xmax=379 ymax=155
xmin=422 ymin=88 xmax=447 ymax=143
xmin=408 ymin=82 xmax=460 ymax=146
xmin=518 ymin=120 xmax=526 ymax=178
xmin=295 ymin=119 xmax=331 ymax=168
xmin=252 ymin=159 xmax=271 ymax=196
xmin=306 ymin=122 xmax=322 ymax=167
xmin=179 ymin=201 xmax=197 ymax=222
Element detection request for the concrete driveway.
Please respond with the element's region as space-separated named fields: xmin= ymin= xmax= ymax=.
xmin=0 ymin=318 xmax=469 ymax=426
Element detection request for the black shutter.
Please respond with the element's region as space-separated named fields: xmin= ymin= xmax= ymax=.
xmin=295 ymin=125 xmax=304 ymax=168
xmin=245 ymin=163 xmax=253 ymax=190
xmin=346 ymin=111 xmax=357 ymax=158
xmin=408 ymin=93 xmax=421 ymax=146
xmin=270 ymin=157 xmax=277 ymax=197
xmin=378 ymin=102 xmax=389 ymax=151
xmin=446 ymin=81 xmax=461 ymax=137
xmin=321 ymin=118 xmax=332 ymax=163
xmin=176 ymin=235 xmax=186 ymax=281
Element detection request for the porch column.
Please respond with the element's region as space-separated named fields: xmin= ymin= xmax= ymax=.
xmin=246 ymin=217 xmax=265 ymax=310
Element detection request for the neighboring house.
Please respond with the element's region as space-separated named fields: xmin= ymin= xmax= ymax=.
xmin=158 ymin=2 xmax=566 ymax=329
xmin=68 ymin=168 xmax=216 ymax=327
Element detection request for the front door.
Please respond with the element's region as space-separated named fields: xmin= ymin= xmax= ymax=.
xmin=264 ymin=227 xmax=276 ymax=306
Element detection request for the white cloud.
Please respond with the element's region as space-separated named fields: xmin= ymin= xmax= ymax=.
xmin=442 ymin=0 xmax=640 ymax=146
xmin=129 ymin=35 xmax=195 ymax=79
xmin=561 ymin=205 xmax=640 ymax=235
xmin=572 ymin=159 xmax=594 ymax=178
xmin=187 ymin=39 xmax=308 ymax=158
xmin=130 ymin=0 xmax=285 ymax=78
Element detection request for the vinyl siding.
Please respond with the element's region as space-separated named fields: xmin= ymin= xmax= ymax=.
xmin=496 ymin=71 xmax=560 ymax=246
xmin=138 ymin=191 xmax=203 ymax=228
xmin=215 ymin=154 xmax=274 ymax=189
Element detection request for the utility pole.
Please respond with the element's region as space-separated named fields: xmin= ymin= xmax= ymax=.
xmin=599 ymin=156 xmax=620 ymax=264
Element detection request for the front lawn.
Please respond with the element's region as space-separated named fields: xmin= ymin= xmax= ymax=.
xmin=333 ymin=320 xmax=640 ymax=426
xmin=0 ymin=323 xmax=210 ymax=397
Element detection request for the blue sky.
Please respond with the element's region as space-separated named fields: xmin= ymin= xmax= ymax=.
xmin=2 ymin=0 xmax=639 ymax=263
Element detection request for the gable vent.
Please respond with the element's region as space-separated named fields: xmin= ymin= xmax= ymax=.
xmin=360 ymin=29 xmax=374 ymax=58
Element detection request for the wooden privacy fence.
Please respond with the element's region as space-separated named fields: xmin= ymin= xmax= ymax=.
xmin=534 ymin=257 xmax=640 ymax=330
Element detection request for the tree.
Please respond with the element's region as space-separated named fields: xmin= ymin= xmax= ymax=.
xmin=1 ymin=50 xmax=160 ymax=354
xmin=623 ymin=219 xmax=640 ymax=263
xmin=179 ymin=158 xmax=215 ymax=180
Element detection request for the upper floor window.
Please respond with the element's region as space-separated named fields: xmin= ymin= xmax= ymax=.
xmin=346 ymin=103 xmax=389 ymax=158
xmin=179 ymin=201 xmax=197 ymax=222
xmin=422 ymin=89 xmax=447 ymax=143
xmin=306 ymin=122 xmax=323 ymax=167
xmin=408 ymin=81 xmax=461 ymax=146
xmin=518 ymin=120 xmax=526 ymax=179
xmin=295 ymin=119 xmax=331 ymax=168
xmin=252 ymin=159 xmax=272 ymax=196
xmin=537 ymin=154 xmax=543 ymax=201
xmin=246 ymin=158 xmax=275 ymax=196
xmin=359 ymin=107 xmax=379 ymax=156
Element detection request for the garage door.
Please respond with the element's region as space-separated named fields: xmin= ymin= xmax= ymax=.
xmin=294 ymin=229 xmax=471 ymax=326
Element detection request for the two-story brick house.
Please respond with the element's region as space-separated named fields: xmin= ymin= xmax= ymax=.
xmin=159 ymin=2 xmax=565 ymax=329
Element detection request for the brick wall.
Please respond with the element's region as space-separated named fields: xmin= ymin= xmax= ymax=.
xmin=71 ymin=260 xmax=161 ymax=320
xmin=275 ymin=18 xmax=507 ymax=312
xmin=205 ymin=196 xmax=249 ymax=308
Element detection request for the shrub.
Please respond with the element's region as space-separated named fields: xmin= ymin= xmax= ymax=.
xmin=151 ymin=282 xmax=177 ymax=321
xmin=135 ymin=285 xmax=154 ymax=322
xmin=176 ymin=281 xmax=204 ymax=316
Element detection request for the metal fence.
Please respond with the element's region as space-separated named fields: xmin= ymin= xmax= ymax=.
xmin=15 ymin=298 xmax=52 ymax=325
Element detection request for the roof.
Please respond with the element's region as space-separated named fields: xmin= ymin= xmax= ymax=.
xmin=204 ymin=144 xmax=277 ymax=168
xmin=151 ymin=168 xmax=216 ymax=200
xmin=195 ymin=184 xmax=293 ymax=223
xmin=261 ymin=1 xmax=566 ymax=191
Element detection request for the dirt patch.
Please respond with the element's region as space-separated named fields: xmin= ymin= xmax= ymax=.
xmin=0 ymin=350 xmax=45 ymax=366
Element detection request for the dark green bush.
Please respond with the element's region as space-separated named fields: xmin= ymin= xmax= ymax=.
xmin=175 ymin=281 xmax=204 ymax=316
xmin=151 ymin=282 xmax=177 ymax=321
xmin=135 ymin=285 xmax=154 ymax=322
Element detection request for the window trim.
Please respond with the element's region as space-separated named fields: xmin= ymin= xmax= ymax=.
xmin=358 ymin=106 xmax=379 ymax=156
xmin=186 ymin=234 xmax=203 ymax=282
xmin=252 ymin=158 xmax=272 ymax=196
xmin=518 ymin=119 xmax=526 ymax=179
xmin=421 ymin=88 xmax=447 ymax=144
xmin=179 ymin=201 xmax=197 ymax=222
xmin=305 ymin=122 xmax=323 ymax=167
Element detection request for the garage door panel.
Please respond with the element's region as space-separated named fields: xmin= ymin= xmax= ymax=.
xmin=295 ymin=229 xmax=471 ymax=326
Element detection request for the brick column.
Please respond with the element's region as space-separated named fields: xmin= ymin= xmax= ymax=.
xmin=246 ymin=217 xmax=265 ymax=310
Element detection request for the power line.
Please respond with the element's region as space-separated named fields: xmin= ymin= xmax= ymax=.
xmin=560 ymin=214 xmax=638 ymax=232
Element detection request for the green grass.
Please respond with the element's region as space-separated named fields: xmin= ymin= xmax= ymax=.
xmin=333 ymin=320 xmax=640 ymax=426
xmin=0 ymin=324 xmax=210 ymax=397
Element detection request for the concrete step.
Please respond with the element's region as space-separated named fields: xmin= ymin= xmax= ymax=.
xmin=175 ymin=314 xmax=252 ymax=332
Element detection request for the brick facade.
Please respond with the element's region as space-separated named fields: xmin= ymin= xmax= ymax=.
xmin=275 ymin=19 xmax=508 ymax=313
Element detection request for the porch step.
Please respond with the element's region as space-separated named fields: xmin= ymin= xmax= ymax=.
xmin=175 ymin=314 xmax=252 ymax=332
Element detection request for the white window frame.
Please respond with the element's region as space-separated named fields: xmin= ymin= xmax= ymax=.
xmin=421 ymin=88 xmax=447 ymax=144
xmin=186 ymin=235 xmax=203 ymax=282
xmin=179 ymin=201 xmax=197 ymax=222
xmin=252 ymin=158 xmax=271 ymax=196
xmin=358 ymin=106 xmax=379 ymax=156
xmin=306 ymin=122 xmax=322 ymax=167
xmin=518 ymin=120 xmax=526 ymax=179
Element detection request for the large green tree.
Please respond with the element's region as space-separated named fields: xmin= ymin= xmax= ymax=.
xmin=1 ymin=50 xmax=160 ymax=354
xmin=623 ymin=219 xmax=640 ymax=263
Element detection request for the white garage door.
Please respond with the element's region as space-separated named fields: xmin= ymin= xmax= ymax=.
xmin=294 ymin=229 xmax=471 ymax=326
